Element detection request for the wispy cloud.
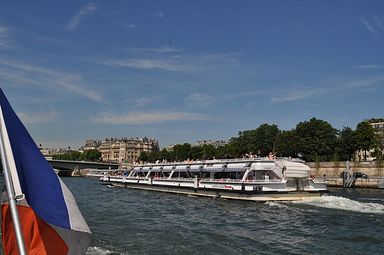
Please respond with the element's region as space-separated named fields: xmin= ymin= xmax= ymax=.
xmin=271 ymin=74 xmax=384 ymax=102
xmin=186 ymin=93 xmax=214 ymax=106
xmin=0 ymin=60 xmax=102 ymax=101
xmin=0 ymin=25 xmax=11 ymax=49
xmin=185 ymin=90 xmax=269 ymax=107
xmin=101 ymin=49 xmax=240 ymax=73
xmin=67 ymin=2 xmax=97 ymax=30
xmin=133 ymin=97 xmax=156 ymax=108
xmin=342 ymin=74 xmax=384 ymax=89
xmin=271 ymin=90 xmax=317 ymax=102
xmin=125 ymin=46 xmax=182 ymax=54
xmin=92 ymin=111 xmax=207 ymax=125
xmin=104 ymin=58 xmax=185 ymax=71
xmin=18 ymin=111 xmax=57 ymax=124
xmin=126 ymin=24 xmax=136 ymax=29
xmin=375 ymin=16 xmax=384 ymax=30
xmin=360 ymin=17 xmax=376 ymax=37
xmin=359 ymin=16 xmax=384 ymax=45
xmin=353 ymin=65 xmax=384 ymax=69
xmin=154 ymin=10 xmax=164 ymax=19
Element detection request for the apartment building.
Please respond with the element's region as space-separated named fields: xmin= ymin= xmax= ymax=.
xmin=83 ymin=137 xmax=159 ymax=163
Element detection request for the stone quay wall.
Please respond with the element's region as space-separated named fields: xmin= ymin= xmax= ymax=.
xmin=307 ymin=161 xmax=384 ymax=188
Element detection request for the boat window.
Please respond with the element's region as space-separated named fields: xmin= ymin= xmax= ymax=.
xmin=148 ymin=172 xmax=162 ymax=178
xmin=161 ymin=171 xmax=169 ymax=178
xmin=135 ymin=171 xmax=146 ymax=177
xmin=174 ymin=171 xmax=191 ymax=178
xmin=245 ymin=170 xmax=278 ymax=180
xmin=214 ymin=171 xmax=244 ymax=180
xmin=199 ymin=172 xmax=210 ymax=179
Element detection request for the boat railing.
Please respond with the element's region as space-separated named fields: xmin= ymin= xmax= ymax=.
xmin=200 ymin=178 xmax=282 ymax=183
xmin=200 ymin=178 xmax=243 ymax=183
xmin=243 ymin=179 xmax=283 ymax=183
xmin=151 ymin=177 xmax=195 ymax=181
xmin=132 ymin=157 xmax=305 ymax=168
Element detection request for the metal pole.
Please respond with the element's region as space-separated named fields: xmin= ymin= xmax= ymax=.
xmin=0 ymin=121 xmax=27 ymax=255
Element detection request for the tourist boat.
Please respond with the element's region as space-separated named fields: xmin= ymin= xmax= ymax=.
xmin=99 ymin=158 xmax=327 ymax=201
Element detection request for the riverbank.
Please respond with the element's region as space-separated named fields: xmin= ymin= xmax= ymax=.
xmin=307 ymin=161 xmax=384 ymax=188
xmin=325 ymin=177 xmax=382 ymax=188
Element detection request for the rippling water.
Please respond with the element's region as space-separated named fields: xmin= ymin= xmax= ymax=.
xmin=2 ymin=177 xmax=384 ymax=254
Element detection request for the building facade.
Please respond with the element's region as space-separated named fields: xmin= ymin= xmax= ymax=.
xmin=83 ymin=137 xmax=159 ymax=163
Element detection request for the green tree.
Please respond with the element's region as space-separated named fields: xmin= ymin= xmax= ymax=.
xmin=200 ymin=144 xmax=216 ymax=160
xmin=173 ymin=143 xmax=192 ymax=161
xmin=355 ymin=121 xmax=376 ymax=160
xmin=229 ymin=123 xmax=280 ymax=157
xmin=190 ymin=146 xmax=203 ymax=160
xmin=215 ymin=144 xmax=236 ymax=159
xmin=337 ymin=127 xmax=357 ymax=161
xmin=52 ymin=150 xmax=82 ymax=161
xmin=229 ymin=130 xmax=257 ymax=156
xmin=83 ymin=149 xmax=101 ymax=161
xmin=295 ymin=118 xmax=337 ymax=162
xmin=275 ymin=130 xmax=298 ymax=157
xmin=138 ymin=151 xmax=149 ymax=162
xmin=253 ymin=124 xmax=280 ymax=156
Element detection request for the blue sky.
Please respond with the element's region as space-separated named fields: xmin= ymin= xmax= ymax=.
xmin=1 ymin=1 xmax=383 ymax=149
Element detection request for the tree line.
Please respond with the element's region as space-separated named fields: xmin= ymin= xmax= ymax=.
xmin=52 ymin=149 xmax=101 ymax=161
xmin=139 ymin=117 xmax=382 ymax=163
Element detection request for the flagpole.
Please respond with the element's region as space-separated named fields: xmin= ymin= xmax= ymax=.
xmin=0 ymin=118 xmax=27 ymax=255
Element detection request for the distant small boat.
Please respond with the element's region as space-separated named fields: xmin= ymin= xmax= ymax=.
xmin=100 ymin=158 xmax=328 ymax=201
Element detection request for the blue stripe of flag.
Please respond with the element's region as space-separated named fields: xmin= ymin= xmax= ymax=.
xmin=0 ymin=89 xmax=71 ymax=229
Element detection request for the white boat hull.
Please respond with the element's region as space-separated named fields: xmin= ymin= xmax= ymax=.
xmin=101 ymin=177 xmax=326 ymax=201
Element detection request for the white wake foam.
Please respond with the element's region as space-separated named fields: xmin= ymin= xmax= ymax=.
xmin=266 ymin=201 xmax=289 ymax=209
xmin=86 ymin=246 xmax=114 ymax=255
xmin=292 ymin=195 xmax=384 ymax=214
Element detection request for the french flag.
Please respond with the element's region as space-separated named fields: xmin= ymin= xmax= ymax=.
xmin=0 ymin=89 xmax=92 ymax=254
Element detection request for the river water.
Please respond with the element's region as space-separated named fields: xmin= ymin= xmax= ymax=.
xmin=2 ymin=177 xmax=384 ymax=254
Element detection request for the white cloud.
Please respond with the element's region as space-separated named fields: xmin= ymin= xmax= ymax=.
xmin=18 ymin=111 xmax=57 ymax=124
xmin=67 ymin=2 xmax=97 ymax=30
xmin=92 ymin=111 xmax=206 ymax=125
xmin=0 ymin=60 xmax=102 ymax=101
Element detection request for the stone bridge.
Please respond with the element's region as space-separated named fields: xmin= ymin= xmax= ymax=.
xmin=47 ymin=159 xmax=119 ymax=176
